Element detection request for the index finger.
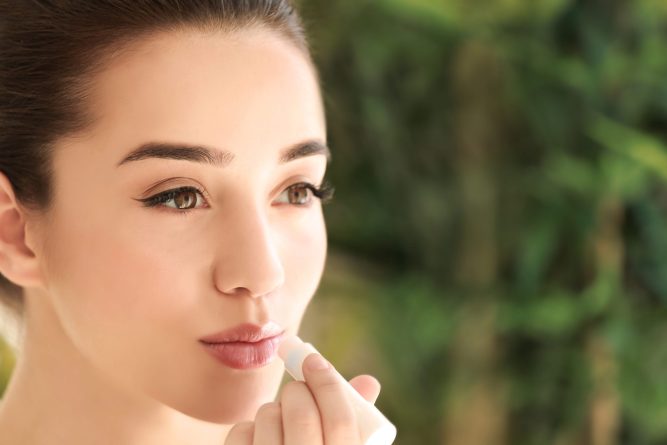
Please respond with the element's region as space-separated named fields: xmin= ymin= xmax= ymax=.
xmin=301 ymin=353 xmax=362 ymax=445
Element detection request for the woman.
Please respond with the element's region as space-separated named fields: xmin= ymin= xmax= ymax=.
xmin=0 ymin=1 xmax=382 ymax=444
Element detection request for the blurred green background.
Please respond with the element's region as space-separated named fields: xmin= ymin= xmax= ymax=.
xmin=5 ymin=0 xmax=667 ymax=443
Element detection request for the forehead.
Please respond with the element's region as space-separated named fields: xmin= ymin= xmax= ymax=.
xmin=81 ymin=28 xmax=325 ymax=153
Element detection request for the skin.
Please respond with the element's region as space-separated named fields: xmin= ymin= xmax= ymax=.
xmin=0 ymin=28 xmax=380 ymax=444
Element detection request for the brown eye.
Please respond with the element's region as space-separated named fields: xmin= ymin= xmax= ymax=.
xmin=286 ymin=183 xmax=313 ymax=205
xmin=172 ymin=189 xmax=198 ymax=209
xmin=138 ymin=186 xmax=207 ymax=211
xmin=274 ymin=181 xmax=334 ymax=207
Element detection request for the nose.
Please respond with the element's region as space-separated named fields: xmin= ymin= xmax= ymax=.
xmin=212 ymin=204 xmax=285 ymax=299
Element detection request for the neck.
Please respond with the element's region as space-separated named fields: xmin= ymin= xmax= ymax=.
xmin=0 ymin=290 xmax=233 ymax=445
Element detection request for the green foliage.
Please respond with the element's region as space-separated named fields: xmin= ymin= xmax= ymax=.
xmin=298 ymin=0 xmax=667 ymax=443
xmin=0 ymin=335 xmax=15 ymax=398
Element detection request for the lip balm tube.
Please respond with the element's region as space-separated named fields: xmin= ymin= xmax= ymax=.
xmin=278 ymin=335 xmax=397 ymax=445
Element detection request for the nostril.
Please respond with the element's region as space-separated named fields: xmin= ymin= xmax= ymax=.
xmin=218 ymin=286 xmax=250 ymax=297
xmin=217 ymin=286 xmax=276 ymax=300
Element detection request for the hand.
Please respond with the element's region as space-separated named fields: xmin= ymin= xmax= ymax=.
xmin=224 ymin=353 xmax=382 ymax=444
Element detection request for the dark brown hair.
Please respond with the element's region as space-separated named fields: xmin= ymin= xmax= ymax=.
xmin=0 ymin=0 xmax=314 ymax=317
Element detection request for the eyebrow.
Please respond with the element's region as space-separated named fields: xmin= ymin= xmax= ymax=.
xmin=116 ymin=139 xmax=331 ymax=168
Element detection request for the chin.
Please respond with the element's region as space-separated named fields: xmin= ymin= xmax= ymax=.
xmin=157 ymin=364 xmax=285 ymax=424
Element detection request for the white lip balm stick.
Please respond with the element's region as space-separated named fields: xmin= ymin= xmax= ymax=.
xmin=278 ymin=335 xmax=397 ymax=445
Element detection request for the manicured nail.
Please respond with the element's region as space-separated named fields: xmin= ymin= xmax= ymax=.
xmin=307 ymin=354 xmax=330 ymax=371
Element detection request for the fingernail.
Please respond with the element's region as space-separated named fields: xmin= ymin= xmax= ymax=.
xmin=307 ymin=354 xmax=330 ymax=371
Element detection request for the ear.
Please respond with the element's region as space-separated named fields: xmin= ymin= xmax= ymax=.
xmin=0 ymin=170 xmax=46 ymax=290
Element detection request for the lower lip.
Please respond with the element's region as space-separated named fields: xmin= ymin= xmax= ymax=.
xmin=200 ymin=335 xmax=283 ymax=370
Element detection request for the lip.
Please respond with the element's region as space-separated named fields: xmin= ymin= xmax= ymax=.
xmin=199 ymin=321 xmax=285 ymax=343
xmin=199 ymin=322 xmax=285 ymax=370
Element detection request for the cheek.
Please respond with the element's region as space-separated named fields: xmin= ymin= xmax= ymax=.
xmin=42 ymin=206 xmax=197 ymax=357
xmin=277 ymin=209 xmax=328 ymax=313
xmin=285 ymin=210 xmax=327 ymax=263
xmin=41 ymin=209 xmax=215 ymax=409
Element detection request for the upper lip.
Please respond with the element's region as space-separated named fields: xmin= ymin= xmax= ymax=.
xmin=199 ymin=321 xmax=285 ymax=344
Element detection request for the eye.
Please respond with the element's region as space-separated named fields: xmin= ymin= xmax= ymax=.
xmin=275 ymin=181 xmax=335 ymax=207
xmin=135 ymin=181 xmax=335 ymax=213
xmin=136 ymin=186 xmax=207 ymax=211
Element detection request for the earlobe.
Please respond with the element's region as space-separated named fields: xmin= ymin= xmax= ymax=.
xmin=0 ymin=170 xmax=46 ymax=290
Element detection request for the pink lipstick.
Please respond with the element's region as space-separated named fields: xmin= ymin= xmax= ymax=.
xmin=199 ymin=322 xmax=284 ymax=370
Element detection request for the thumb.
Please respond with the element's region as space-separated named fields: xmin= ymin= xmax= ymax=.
xmin=349 ymin=374 xmax=381 ymax=405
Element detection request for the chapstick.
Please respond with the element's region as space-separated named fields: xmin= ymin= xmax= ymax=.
xmin=278 ymin=335 xmax=397 ymax=445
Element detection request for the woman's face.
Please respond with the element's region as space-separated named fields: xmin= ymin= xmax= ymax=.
xmin=31 ymin=29 xmax=328 ymax=422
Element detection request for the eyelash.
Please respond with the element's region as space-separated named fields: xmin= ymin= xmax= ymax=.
xmin=136 ymin=181 xmax=335 ymax=214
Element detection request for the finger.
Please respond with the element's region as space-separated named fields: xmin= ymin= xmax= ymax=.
xmin=224 ymin=421 xmax=254 ymax=445
xmin=253 ymin=402 xmax=283 ymax=445
xmin=349 ymin=374 xmax=381 ymax=405
xmin=280 ymin=380 xmax=323 ymax=445
xmin=302 ymin=353 xmax=361 ymax=445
